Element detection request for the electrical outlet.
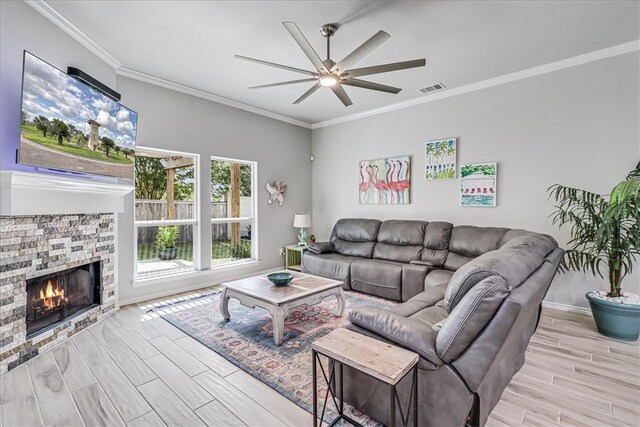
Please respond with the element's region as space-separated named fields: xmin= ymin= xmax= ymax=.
xmin=279 ymin=247 xmax=285 ymax=256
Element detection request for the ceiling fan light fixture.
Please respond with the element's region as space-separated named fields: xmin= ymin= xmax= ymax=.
xmin=237 ymin=22 xmax=426 ymax=106
xmin=319 ymin=75 xmax=338 ymax=87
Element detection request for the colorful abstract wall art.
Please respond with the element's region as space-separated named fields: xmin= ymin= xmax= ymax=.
xmin=359 ymin=156 xmax=411 ymax=205
xmin=425 ymin=138 xmax=457 ymax=180
xmin=460 ymin=163 xmax=497 ymax=207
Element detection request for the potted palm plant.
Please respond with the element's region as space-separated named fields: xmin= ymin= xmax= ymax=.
xmin=549 ymin=162 xmax=640 ymax=341
xmin=155 ymin=225 xmax=179 ymax=260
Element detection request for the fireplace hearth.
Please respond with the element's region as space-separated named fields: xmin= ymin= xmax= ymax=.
xmin=26 ymin=261 xmax=101 ymax=337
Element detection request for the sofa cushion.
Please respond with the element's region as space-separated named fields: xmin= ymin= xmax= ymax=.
xmin=420 ymin=249 xmax=449 ymax=268
xmin=390 ymin=283 xmax=448 ymax=318
xmin=373 ymin=220 xmax=425 ymax=263
xmin=333 ymin=218 xmax=381 ymax=242
xmin=422 ymin=222 xmax=453 ymax=266
xmin=409 ymin=305 xmax=449 ymax=329
xmin=443 ymin=237 xmax=554 ymax=312
xmin=448 ymin=226 xmax=509 ymax=257
xmin=443 ymin=226 xmax=508 ymax=270
xmin=377 ymin=220 xmax=427 ymax=245
xmin=425 ymin=269 xmax=454 ymax=288
xmin=301 ymin=252 xmax=352 ymax=290
xmin=424 ymin=222 xmax=453 ymax=250
xmin=333 ymin=239 xmax=377 ymax=258
xmin=350 ymin=258 xmax=403 ymax=301
xmin=436 ymin=275 xmax=510 ymax=362
xmin=500 ymin=230 xmax=558 ymax=258
xmin=373 ymin=243 xmax=422 ymax=263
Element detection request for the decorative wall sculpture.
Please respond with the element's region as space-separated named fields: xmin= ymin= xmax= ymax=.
xmin=266 ymin=181 xmax=287 ymax=206
xmin=460 ymin=163 xmax=497 ymax=207
xmin=359 ymin=156 xmax=411 ymax=205
xmin=425 ymin=138 xmax=457 ymax=180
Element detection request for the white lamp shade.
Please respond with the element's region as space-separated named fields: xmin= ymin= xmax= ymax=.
xmin=293 ymin=214 xmax=311 ymax=228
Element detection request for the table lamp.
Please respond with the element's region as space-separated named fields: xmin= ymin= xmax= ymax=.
xmin=293 ymin=213 xmax=311 ymax=246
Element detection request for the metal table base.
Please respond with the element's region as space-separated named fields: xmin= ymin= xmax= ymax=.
xmin=312 ymin=349 xmax=418 ymax=427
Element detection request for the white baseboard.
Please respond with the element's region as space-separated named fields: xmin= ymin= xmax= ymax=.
xmin=542 ymin=300 xmax=592 ymax=316
xmin=118 ymin=267 xmax=282 ymax=306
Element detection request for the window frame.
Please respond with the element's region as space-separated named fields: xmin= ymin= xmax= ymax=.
xmin=210 ymin=155 xmax=258 ymax=267
xmin=133 ymin=146 xmax=201 ymax=280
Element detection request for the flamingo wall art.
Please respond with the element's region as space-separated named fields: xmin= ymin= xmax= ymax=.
xmin=359 ymin=156 xmax=411 ymax=205
xmin=460 ymin=163 xmax=497 ymax=207
xmin=425 ymin=138 xmax=457 ymax=180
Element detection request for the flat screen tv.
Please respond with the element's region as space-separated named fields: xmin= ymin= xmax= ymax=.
xmin=18 ymin=51 xmax=137 ymax=180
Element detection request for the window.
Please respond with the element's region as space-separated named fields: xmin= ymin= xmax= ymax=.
xmin=134 ymin=148 xmax=198 ymax=279
xmin=210 ymin=157 xmax=256 ymax=266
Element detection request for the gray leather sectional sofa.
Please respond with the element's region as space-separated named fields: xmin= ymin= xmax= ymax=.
xmin=302 ymin=218 xmax=563 ymax=427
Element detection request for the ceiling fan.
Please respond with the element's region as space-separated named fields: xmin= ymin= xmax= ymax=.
xmin=235 ymin=22 xmax=426 ymax=106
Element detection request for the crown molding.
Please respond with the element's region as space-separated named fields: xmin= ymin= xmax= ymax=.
xmin=116 ymin=67 xmax=312 ymax=129
xmin=25 ymin=0 xmax=639 ymax=132
xmin=311 ymin=39 xmax=640 ymax=129
xmin=25 ymin=0 xmax=122 ymax=69
xmin=24 ymin=0 xmax=312 ymax=129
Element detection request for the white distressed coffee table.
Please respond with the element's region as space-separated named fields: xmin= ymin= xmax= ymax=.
xmin=219 ymin=271 xmax=345 ymax=345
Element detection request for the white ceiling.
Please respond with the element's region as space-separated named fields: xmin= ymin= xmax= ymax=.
xmin=45 ymin=0 xmax=639 ymax=125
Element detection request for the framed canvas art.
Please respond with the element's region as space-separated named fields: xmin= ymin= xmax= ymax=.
xmin=359 ymin=156 xmax=411 ymax=205
xmin=425 ymin=138 xmax=457 ymax=180
xmin=460 ymin=163 xmax=497 ymax=207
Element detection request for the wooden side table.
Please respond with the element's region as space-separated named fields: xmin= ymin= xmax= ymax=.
xmin=311 ymin=328 xmax=419 ymax=427
xmin=285 ymin=244 xmax=307 ymax=271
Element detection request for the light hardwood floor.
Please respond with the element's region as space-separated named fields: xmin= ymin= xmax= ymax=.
xmin=1 ymin=286 xmax=639 ymax=427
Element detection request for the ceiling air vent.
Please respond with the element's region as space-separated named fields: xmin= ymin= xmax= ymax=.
xmin=417 ymin=83 xmax=445 ymax=95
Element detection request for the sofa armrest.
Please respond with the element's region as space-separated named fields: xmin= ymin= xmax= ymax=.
xmin=307 ymin=242 xmax=335 ymax=254
xmin=401 ymin=263 xmax=432 ymax=302
xmin=349 ymin=306 xmax=443 ymax=367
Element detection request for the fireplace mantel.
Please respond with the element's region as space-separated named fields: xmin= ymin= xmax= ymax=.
xmin=0 ymin=170 xmax=133 ymax=215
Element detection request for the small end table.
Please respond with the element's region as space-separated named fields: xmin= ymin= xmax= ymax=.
xmin=311 ymin=328 xmax=419 ymax=427
xmin=285 ymin=244 xmax=307 ymax=271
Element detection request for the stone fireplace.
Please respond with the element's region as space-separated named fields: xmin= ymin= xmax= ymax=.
xmin=0 ymin=214 xmax=117 ymax=374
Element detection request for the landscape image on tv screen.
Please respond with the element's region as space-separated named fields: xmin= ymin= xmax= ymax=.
xmin=19 ymin=51 xmax=137 ymax=179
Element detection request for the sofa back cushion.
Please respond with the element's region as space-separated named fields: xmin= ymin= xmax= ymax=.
xmin=499 ymin=229 xmax=559 ymax=256
xmin=373 ymin=220 xmax=426 ymax=262
xmin=436 ymin=275 xmax=510 ymax=362
xmin=442 ymin=234 xmax=556 ymax=312
xmin=443 ymin=226 xmax=509 ymax=270
xmin=421 ymin=221 xmax=453 ymax=267
xmin=331 ymin=218 xmax=381 ymax=258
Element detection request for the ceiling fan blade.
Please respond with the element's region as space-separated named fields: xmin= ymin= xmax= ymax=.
xmin=330 ymin=84 xmax=353 ymax=107
xmin=235 ymin=55 xmax=317 ymax=76
xmin=331 ymin=30 xmax=390 ymax=73
xmin=341 ymin=78 xmax=401 ymax=94
xmin=345 ymin=59 xmax=426 ymax=78
xmin=293 ymin=82 xmax=322 ymax=104
xmin=282 ymin=21 xmax=327 ymax=72
xmin=250 ymin=78 xmax=317 ymax=89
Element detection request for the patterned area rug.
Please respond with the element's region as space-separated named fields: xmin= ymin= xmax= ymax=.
xmin=153 ymin=289 xmax=396 ymax=424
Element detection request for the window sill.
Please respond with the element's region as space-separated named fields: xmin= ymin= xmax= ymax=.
xmin=132 ymin=259 xmax=262 ymax=288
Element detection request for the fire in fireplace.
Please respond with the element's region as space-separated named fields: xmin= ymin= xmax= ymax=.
xmin=26 ymin=261 xmax=101 ymax=337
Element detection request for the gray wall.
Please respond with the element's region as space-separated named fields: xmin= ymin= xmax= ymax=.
xmin=311 ymin=52 xmax=640 ymax=308
xmin=115 ymin=76 xmax=312 ymax=303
